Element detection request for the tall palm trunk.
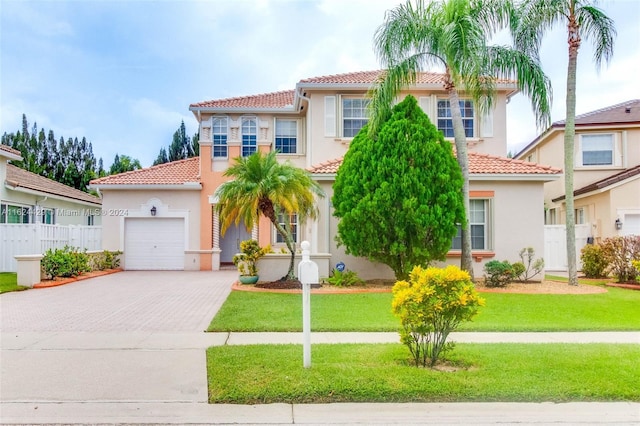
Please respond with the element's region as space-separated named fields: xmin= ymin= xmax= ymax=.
xmin=564 ymin=14 xmax=580 ymax=286
xmin=260 ymin=197 xmax=297 ymax=280
xmin=447 ymin=82 xmax=474 ymax=280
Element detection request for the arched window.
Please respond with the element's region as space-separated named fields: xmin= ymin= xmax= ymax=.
xmin=241 ymin=117 xmax=257 ymax=157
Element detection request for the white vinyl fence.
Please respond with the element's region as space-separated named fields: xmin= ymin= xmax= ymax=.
xmin=0 ymin=224 xmax=102 ymax=272
xmin=543 ymin=224 xmax=591 ymax=271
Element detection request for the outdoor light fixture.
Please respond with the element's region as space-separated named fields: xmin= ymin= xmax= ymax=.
xmin=150 ymin=206 xmax=157 ymax=217
xmin=615 ymin=218 xmax=622 ymax=230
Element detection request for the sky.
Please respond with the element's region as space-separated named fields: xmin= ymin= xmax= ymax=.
xmin=1 ymin=0 xmax=639 ymax=168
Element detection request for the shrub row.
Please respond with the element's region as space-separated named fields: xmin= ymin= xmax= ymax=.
xmin=581 ymin=236 xmax=640 ymax=283
xmin=42 ymin=247 xmax=122 ymax=280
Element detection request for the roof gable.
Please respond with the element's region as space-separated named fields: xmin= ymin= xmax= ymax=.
xmin=5 ymin=164 xmax=101 ymax=205
xmin=553 ymin=164 xmax=640 ymax=202
xmin=90 ymin=157 xmax=200 ymax=186
xmin=0 ymin=144 xmax=22 ymax=160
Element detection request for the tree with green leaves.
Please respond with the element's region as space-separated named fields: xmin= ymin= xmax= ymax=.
xmin=109 ymin=154 xmax=142 ymax=175
xmin=215 ymin=151 xmax=325 ymax=280
xmin=514 ymin=0 xmax=616 ymax=286
xmin=153 ymin=121 xmax=199 ymax=165
xmin=370 ymin=0 xmax=552 ymax=279
xmin=333 ymin=95 xmax=465 ymax=281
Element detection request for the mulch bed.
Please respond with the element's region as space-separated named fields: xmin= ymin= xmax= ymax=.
xmin=33 ymin=268 xmax=122 ymax=288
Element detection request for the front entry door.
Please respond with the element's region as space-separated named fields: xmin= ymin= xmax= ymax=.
xmin=220 ymin=223 xmax=252 ymax=263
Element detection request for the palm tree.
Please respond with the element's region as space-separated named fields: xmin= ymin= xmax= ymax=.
xmin=215 ymin=151 xmax=325 ymax=280
xmin=514 ymin=0 xmax=616 ymax=286
xmin=369 ymin=0 xmax=552 ymax=279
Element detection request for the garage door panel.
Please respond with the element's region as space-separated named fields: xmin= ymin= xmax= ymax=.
xmin=623 ymin=214 xmax=640 ymax=237
xmin=125 ymin=218 xmax=184 ymax=270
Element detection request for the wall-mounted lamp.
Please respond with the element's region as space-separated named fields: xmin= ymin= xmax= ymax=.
xmin=615 ymin=218 xmax=622 ymax=230
xmin=150 ymin=206 xmax=157 ymax=217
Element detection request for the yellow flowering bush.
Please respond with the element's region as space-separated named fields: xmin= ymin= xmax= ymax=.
xmin=392 ymin=265 xmax=485 ymax=367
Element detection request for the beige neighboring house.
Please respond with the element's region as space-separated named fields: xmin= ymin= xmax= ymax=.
xmin=1 ymin=144 xmax=102 ymax=271
xmin=91 ymin=70 xmax=561 ymax=279
xmin=515 ymin=99 xmax=640 ymax=241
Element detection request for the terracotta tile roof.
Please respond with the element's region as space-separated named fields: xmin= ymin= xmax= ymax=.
xmin=308 ymin=152 xmax=561 ymax=176
xmin=191 ymin=71 xmax=517 ymax=110
xmin=5 ymin=164 xmax=101 ymax=205
xmin=0 ymin=144 xmax=22 ymax=158
xmin=90 ymin=157 xmax=200 ymax=186
xmin=553 ymin=164 xmax=640 ymax=202
xmin=555 ymin=99 xmax=640 ymax=126
xmin=299 ymin=70 xmax=446 ymax=85
xmin=190 ymin=90 xmax=295 ymax=109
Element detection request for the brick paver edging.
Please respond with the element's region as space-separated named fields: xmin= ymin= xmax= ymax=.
xmin=33 ymin=268 xmax=123 ymax=289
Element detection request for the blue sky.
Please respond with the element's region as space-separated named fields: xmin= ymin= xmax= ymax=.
xmin=1 ymin=0 xmax=638 ymax=168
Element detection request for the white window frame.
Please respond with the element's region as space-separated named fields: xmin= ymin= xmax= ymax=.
xmin=274 ymin=118 xmax=298 ymax=154
xmin=577 ymin=133 xmax=619 ymax=167
xmin=0 ymin=203 xmax=32 ymax=224
xmin=451 ymin=199 xmax=491 ymax=251
xmin=211 ymin=116 xmax=228 ymax=159
xmin=341 ymin=97 xmax=370 ymax=138
xmin=273 ymin=212 xmax=298 ymax=244
xmin=40 ymin=207 xmax=55 ymax=224
xmin=436 ymin=98 xmax=475 ymax=138
xmin=241 ymin=116 xmax=257 ymax=157
xmin=575 ymin=207 xmax=586 ymax=225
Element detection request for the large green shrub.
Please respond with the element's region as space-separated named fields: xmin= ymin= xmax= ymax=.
xmin=332 ymin=95 xmax=464 ymax=280
xmin=601 ymin=236 xmax=640 ymax=283
xmin=41 ymin=246 xmax=90 ymax=279
xmin=392 ymin=265 xmax=484 ymax=367
xmin=483 ymin=260 xmax=515 ymax=287
xmin=326 ymin=269 xmax=364 ymax=287
xmin=580 ymin=244 xmax=608 ymax=278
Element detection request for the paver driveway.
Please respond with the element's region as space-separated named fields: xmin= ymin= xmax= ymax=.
xmin=0 ymin=270 xmax=237 ymax=332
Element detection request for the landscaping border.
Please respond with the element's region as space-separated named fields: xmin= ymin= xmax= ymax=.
xmin=33 ymin=268 xmax=123 ymax=289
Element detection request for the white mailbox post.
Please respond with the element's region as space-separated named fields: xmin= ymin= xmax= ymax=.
xmin=298 ymin=241 xmax=318 ymax=368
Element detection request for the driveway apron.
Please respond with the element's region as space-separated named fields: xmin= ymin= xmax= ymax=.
xmin=0 ymin=270 xmax=236 ymax=403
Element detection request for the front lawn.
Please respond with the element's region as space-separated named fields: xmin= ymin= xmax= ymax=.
xmin=207 ymin=286 xmax=640 ymax=332
xmin=206 ymin=343 xmax=640 ymax=403
xmin=0 ymin=273 xmax=28 ymax=294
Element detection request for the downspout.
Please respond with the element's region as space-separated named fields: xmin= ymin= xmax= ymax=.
xmin=297 ymin=88 xmax=312 ymax=168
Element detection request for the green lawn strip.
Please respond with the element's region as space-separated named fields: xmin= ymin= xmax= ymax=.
xmin=206 ymin=343 xmax=640 ymax=404
xmin=207 ymin=287 xmax=640 ymax=332
xmin=0 ymin=273 xmax=28 ymax=294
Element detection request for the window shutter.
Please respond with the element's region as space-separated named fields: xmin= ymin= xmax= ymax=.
xmin=419 ymin=96 xmax=433 ymax=122
xmin=480 ymin=109 xmax=493 ymax=138
xmin=324 ymin=96 xmax=336 ymax=137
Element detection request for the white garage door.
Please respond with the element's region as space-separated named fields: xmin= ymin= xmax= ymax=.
xmin=622 ymin=214 xmax=640 ymax=236
xmin=124 ymin=218 xmax=184 ymax=270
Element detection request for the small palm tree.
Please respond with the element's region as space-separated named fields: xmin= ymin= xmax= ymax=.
xmin=369 ymin=0 xmax=552 ymax=279
xmin=514 ymin=0 xmax=616 ymax=286
xmin=215 ymin=151 xmax=325 ymax=280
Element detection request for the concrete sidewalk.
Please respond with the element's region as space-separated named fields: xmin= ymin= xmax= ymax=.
xmin=2 ymin=330 xmax=639 ymax=424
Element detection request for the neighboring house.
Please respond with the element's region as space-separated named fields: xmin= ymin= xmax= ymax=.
xmin=1 ymin=144 xmax=102 ymax=271
xmin=1 ymin=144 xmax=102 ymax=225
xmin=90 ymin=70 xmax=561 ymax=279
xmin=515 ymin=99 xmax=640 ymax=241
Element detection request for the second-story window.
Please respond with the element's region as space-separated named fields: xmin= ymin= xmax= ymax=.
xmin=212 ymin=117 xmax=228 ymax=158
xmin=437 ymin=99 xmax=474 ymax=138
xmin=275 ymin=119 xmax=297 ymax=154
xmin=342 ymin=98 xmax=370 ymax=138
xmin=580 ymin=134 xmax=614 ymax=166
xmin=242 ymin=117 xmax=257 ymax=157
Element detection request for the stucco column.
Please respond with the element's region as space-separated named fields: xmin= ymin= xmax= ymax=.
xmin=251 ymin=225 xmax=258 ymax=241
xmin=212 ymin=206 xmax=221 ymax=270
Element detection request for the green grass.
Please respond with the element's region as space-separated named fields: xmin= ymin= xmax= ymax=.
xmin=206 ymin=343 xmax=640 ymax=403
xmin=207 ymin=286 xmax=640 ymax=332
xmin=0 ymin=273 xmax=28 ymax=294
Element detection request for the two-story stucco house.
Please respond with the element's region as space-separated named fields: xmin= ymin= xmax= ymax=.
xmin=515 ymin=99 xmax=640 ymax=241
xmin=90 ymin=70 xmax=561 ymax=279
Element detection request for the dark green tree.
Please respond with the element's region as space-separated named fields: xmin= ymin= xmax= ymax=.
xmin=168 ymin=120 xmax=192 ymax=161
xmin=109 ymin=154 xmax=142 ymax=175
xmin=333 ymin=95 xmax=465 ymax=280
xmin=153 ymin=147 xmax=169 ymax=166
